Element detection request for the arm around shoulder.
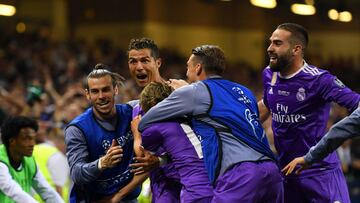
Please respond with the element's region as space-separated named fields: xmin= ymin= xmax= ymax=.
xmin=139 ymin=84 xmax=196 ymax=131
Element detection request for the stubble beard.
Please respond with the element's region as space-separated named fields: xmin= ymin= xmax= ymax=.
xmin=269 ymin=52 xmax=292 ymax=73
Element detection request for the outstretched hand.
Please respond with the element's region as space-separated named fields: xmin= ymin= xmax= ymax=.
xmin=100 ymin=139 xmax=123 ymax=169
xmin=281 ymin=157 xmax=309 ymax=176
xmin=130 ymin=146 xmax=160 ymax=175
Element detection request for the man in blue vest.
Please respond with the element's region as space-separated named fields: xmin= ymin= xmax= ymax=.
xmin=65 ymin=64 xmax=140 ymax=202
xmin=137 ymin=45 xmax=283 ymax=202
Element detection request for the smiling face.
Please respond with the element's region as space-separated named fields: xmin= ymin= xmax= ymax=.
xmin=128 ymin=48 xmax=162 ymax=87
xmin=10 ymin=127 xmax=36 ymax=157
xmin=86 ymin=75 xmax=118 ymax=120
xmin=267 ymin=29 xmax=294 ymax=73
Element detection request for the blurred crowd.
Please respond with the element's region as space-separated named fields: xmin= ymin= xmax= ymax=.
xmin=0 ymin=31 xmax=359 ymax=201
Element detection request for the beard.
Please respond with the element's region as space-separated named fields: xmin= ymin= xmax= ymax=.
xmin=269 ymin=51 xmax=293 ymax=72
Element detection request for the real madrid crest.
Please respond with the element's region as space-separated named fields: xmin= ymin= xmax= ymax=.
xmin=296 ymin=87 xmax=306 ymax=101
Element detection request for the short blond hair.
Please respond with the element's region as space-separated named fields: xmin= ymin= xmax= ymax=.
xmin=140 ymin=82 xmax=173 ymax=113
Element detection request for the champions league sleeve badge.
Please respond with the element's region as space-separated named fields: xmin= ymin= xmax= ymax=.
xmin=102 ymin=139 xmax=111 ymax=150
xmin=334 ymin=77 xmax=346 ymax=88
xmin=296 ymin=88 xmax=306 ymax=101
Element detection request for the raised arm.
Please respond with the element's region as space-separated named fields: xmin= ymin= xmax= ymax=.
xmin=131 ymin=115 xmax=144 ymax=157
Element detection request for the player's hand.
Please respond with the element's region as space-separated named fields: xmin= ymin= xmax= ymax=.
xmin=281 ymin=157 xmax=309 ymax=175
xmin=130 ymin=146 xmax=160 ymax=175
xmin=100 ymin=139 xmax=123 ymax=169
xmin=167 ymin=79 xmax=189 ymax=89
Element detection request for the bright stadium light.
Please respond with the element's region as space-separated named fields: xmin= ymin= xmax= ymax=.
xmin=328 ymin=9 xmax=339 ymax=20
xmin=291 ymin=3 xmax=316 ymax=15
xmin=338 ymin=11 xmax=352 ymax=22
xmin=0 ymin=4 xmax=16 ymax=16
xmin=250 ymin=0 xmax=277 ymax=9
xmin=328 ymin=8 xmax=352 ymax=22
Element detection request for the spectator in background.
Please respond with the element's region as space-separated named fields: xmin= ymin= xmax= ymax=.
xmin=0 ymin=116 xmax=64 ymax=203
xmin=32 ymin=119 xmax=70 ymax=202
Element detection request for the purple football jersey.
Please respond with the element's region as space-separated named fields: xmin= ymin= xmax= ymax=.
xmin=132 ymin=104 xmax=181 ymax=202
xmin=142 ymin=122 xmax=213 ymax=202
xmin=149 ymin=167 xmax=182 ymax=203
xmin=132 ymin=104 xmax=144 ymax=119
xmin=262 ymin=63 xmax=360 ymax=177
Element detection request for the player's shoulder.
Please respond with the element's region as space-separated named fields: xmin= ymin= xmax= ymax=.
xmin=300 ymin=63 xmax=329 ymax=78
xmin=115 ymin=103 xmax=133 ymax=117
xmin=262 ymin=66 xmax=275 ymax=80
xmin=127 ymin=99 xmax=139 ymax=108
xmin=150 ymin=121 xmax=181 ymax=129
xmin=145 ymin=122 xmax=181 ymax=134
xmin=262 ymin=66 xmax=272 ymax=74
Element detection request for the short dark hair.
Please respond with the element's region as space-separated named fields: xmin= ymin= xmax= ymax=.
xmin=84 ymin=63 xmax=125 ymax=90
xmin=277 ymin=23 xmax=309 ymax=50
xmin=1 ymin=116 xmax=38 ymax=148
xmin=128 ymin=38 xmax=160 ymax=59
xmin=192 ymin=45 xmax=226 ymax=76
xmin=140 ymin=82 xmax=173 ymax=113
